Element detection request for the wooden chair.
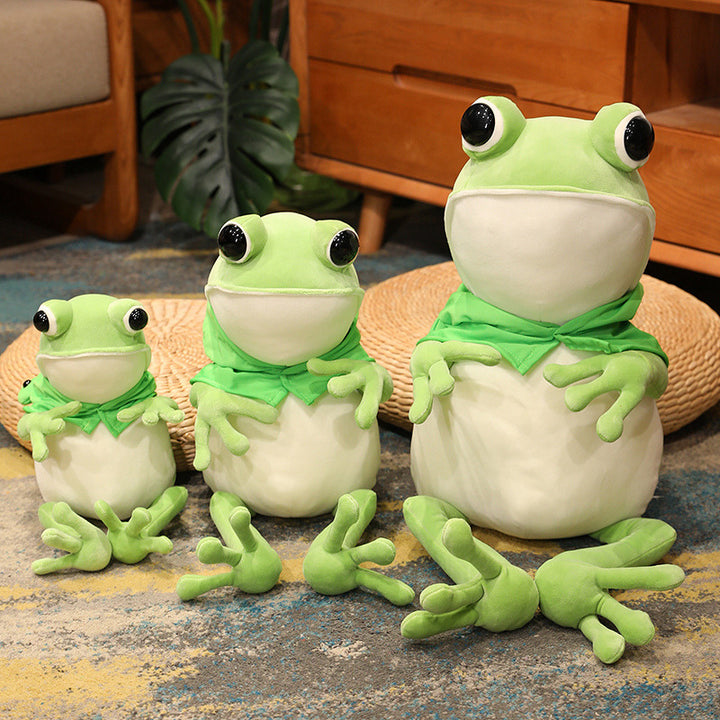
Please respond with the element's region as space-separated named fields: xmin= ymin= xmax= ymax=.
xmin=0 ymin=0 xmax=138 ymax=241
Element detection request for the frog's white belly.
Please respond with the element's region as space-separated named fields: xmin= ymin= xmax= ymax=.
xmin=203 ymin=393 xmax=379 ymax=517
xmin=410 ymin=345 xmax=663 ymax=539
xmin=34 ymin=420 xmax=176 ymax=520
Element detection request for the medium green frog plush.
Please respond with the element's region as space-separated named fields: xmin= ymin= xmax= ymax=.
xmin=403 ymin=97 xmax=684 ymax=663
xmin=176 ymin=212 xmax=413 ymax=606
xmin=18 ymin=294 xmax=187 ymax=574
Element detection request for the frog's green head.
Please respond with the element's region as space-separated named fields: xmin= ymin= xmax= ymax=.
xmin=205 ymin=212 xmax=365 ymax=365
xmin=446 ymin=96 xmax=657 ymax=323
xmin=33 ymin=294 xmax=151 ymax=403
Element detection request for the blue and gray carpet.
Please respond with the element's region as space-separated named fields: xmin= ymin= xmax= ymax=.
xmin=1 ymin=206 xmax=719 ymax=719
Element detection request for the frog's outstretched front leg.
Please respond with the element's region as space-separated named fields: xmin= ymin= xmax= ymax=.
xmin=190 ymin=383 xmax=279 ymax=471
xmin=535 ymin=517 xmax=684 ymax=664
xmin=409 ymin=341 xmax=501 ymax=424
xmin=401 ymin=496 xmax=538 ymax=639
xmin=303 ymin=489 xmax=415 ymax=606
xmin=116 ymin=395 xmax=184 ymax=426
xmin=18 ymin=401 xmax=82 ymax=462
xmin=95 ymin=486 xmax=188 ymax=564
xmin=543 ymin=350 xmax=668 ymax=442
xmin=307 ymin=358 xmax=393 ymax=429
xmin=176 ymin=491 xmax=282 ymax=600
xmin=32 ymin=502 xmax=112 ymax=575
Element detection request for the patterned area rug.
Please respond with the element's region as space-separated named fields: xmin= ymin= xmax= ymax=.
xmin=1 ymin=211 xmax=719 ymax=719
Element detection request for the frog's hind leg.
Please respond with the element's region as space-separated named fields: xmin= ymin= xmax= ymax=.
xmin=303 ymin=489 xmax=415 ymax=606
xmin=32 ymin=502 xmax=112 ymax=575
xmin=176 ymin=491 xmax=282 ymax=600
xmin=534 ymin=517 xmax=685 ymax=664
xmin=401 ymin=496 xmax=538 ymax=639
xmin=96 ymin=485 xmax=188 ymax=565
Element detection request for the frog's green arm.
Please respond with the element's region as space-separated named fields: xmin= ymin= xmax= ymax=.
xmin=31 ymin=502 xmax=112 ymax=574
xmin=303 ymin=489 xmax=415 ymax=606
xmin=306 ymin=358 xmax=393 ymax=429
xmin=116 ymin=395 xmax=184 ymax=426
xmin=543 ymin=350 xmax=668 ymax=442
xmin=18 ymin=401 xmax=82 ymax=462
xmin=409 ymin=341 xmax=501 ymax=424
xmin=190 ymin=382 xmax=279 ymax=471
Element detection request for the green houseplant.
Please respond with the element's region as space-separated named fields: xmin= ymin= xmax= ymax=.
xmin=140 ymin=0 xmax=301 ymax=237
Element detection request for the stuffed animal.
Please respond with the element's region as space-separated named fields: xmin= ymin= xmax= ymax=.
xmin=176 ymin=212 xmax=413 ymax=606
xmin=18 ymin=294 xmax=187 ymax=574
xmin=403 ymin=97 xmax=685 ymax=663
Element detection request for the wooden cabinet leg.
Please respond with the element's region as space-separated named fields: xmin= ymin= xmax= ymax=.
xmin=358 ymin=191 xmax=392 ymax=253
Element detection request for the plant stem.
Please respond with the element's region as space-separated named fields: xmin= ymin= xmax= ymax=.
xmin=176 ymin=0 xmax=200 ymax=53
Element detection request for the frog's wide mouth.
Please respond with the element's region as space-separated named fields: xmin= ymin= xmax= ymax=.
xmin=205 ymin=286 xmax=364 ymax=365
xmin=445 ymin=189 xmax=656 ymax=323
xmin=36 ymin=347 xmax=150 ymax=403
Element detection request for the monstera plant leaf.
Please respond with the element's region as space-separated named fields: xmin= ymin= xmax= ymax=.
xmin=140 ymin=39 xmax=299 ymax=237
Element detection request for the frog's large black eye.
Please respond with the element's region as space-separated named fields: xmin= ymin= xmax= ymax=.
xmin=124 ymin=306 xmax=148 ymax=332
xmin=33 ymin=309 xmax=51 ymax=333
xmin=328 ymin=228 xmax=359 ymax=267
xmin=461 ymin=102 xmax=497 ymax=149
xmin=218 ymin=221 xmax=250 ymax=262
xmin=623 ymin=115 xmax=654 ymax=163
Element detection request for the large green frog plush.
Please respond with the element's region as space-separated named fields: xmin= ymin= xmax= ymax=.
xmin=176 ymin=212 xmax=413 ymax=606
xmin=403 ymin=97 xmax=685 ymax=663
xmin=18 ymin=294 xmax=187 ymax=574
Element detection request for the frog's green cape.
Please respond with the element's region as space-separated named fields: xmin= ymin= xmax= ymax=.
xmin=421 ymin=284 xmax=668 ymax=374
xmin=191 ymin=305 xmax=372 ymax=405
xmin=19 ymin=372 xmax=157 ymax=437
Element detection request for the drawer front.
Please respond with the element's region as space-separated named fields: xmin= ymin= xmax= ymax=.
xmin=307 ymin=60 xmax=590 ymax=188
xmin=643 ymin=125 xmax=720 ymax=256
xmin=306 ymin=0 xmax=630 ymax=111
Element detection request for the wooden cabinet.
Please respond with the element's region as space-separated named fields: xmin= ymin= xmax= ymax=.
xmin=290 ymin=0 xmax=720 ymax=276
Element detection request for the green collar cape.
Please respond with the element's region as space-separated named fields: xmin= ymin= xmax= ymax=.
xmin=421 ymin=283 xmax=668 ymax=375
xmin=19 ymin=371 xmax=157 ymax=437
xmin=191 ymin=305 xmax=371 ymax=406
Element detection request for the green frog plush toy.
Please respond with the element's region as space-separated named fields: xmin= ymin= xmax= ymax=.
xmin=176 ymin=212 xmax=413 ymax=606
xmin=19 ymin=294 xmax=187 ymax=574
xmin=403 ymin=97 xmax=685 ymax=663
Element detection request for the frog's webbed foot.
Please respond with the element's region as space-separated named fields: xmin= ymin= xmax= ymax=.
xmin=176 ymin=491 xmax=282 ymax=600
xmin=303 ymin=489 xmax=415 ymax=606
xmin=401 ymin=496 xmax=538 ymax=639
xmin=96 ymin=486 xmax=188 ymax=564
xmin=535 ymin=517 xmax=685 ymax=664
xmin=32 ymin=502 xmax=112 ymax=575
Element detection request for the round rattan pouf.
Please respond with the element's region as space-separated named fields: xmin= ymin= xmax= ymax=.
xmin=357 ymin=262 xmax=720 ymax=434
xmin=1 ymin=266 xmax=719 ymax=473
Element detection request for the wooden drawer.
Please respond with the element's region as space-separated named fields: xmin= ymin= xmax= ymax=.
xmin=306 ymin=0 xmax=630 ymax=112
xmin=307 ymin=60 xmax=591 ymax=189
xmin=644 ymin=122 xmax=720 ymax=258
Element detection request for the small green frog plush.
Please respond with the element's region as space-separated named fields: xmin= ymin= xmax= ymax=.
xmin=176 ymin=212 xmax=413 ymax=606
xmin=403 ymin=97 xmax=684 ymax=663
xmin=18 ymin=294 xmax=187 ymax=575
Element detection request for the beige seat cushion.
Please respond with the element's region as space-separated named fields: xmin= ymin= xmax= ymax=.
xmin=0 ymin=0 xmax=110 ymax=119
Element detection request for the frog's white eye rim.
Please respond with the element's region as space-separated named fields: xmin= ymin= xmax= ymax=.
xmin=121 ymin=305 xmax=149 ymax=334
xmin=461 ymin=99 xmax=505 ymax=155
xmin=325 ymin=227 xmax=360 ymax=268
xmin=614 ymin=110 xmax=653 ymax=170
xmin=33 ymin=304 xmax=59 ymax=336
xmin=218 ymin=220 xmax=253 ymax=264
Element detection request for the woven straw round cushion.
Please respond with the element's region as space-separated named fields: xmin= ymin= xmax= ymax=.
xmin=1 ymin=267 xmax=719 ymax=472
xmin=357 ymin=263 xmax=720 ymax=434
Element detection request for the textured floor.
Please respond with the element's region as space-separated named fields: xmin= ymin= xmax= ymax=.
xmin=1 ymin=204 xmax=719 ymax=719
